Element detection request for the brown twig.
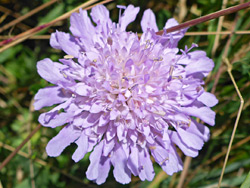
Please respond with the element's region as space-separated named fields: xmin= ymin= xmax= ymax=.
xmin=169 ymin=173 xmax=177 ymax=188
xmin=27 ymin=99 xmax=36 ymax=188
xmin=217 ymin=58 xmax=244 ymax=188
xmin=0 ymin=0 xmax=58 ymax=33
xmin=209 ymin=136 xmax=250 ymax=165
xmin=2 ymin=30 xmax=250 ymax=41
xmin=147 ymin=170 xmax=168 ymax=188
xmin=0 ymin=5 xmax=23 ymax=18
xmin=156 ymin=2 xmax=250 ymax=35
xmin=232 ymin=7 xmax=250 ymax=45
xmin=0 ymin=141 xmax=87 ymax=185
xmin=0 ymin=0 xmax=113 ymax=52
xmin=185 ymin=30 xmax=250 ymax=35
xmin=0 ymin=124 xmax=42 ymax=171
xmin=211 ymin=66 xmax=226 ymax=94
xmin=0 ymin=0 xmax=98 ymax=45
xmin=0 ymin=0 xmax=248 ymax=51
xmin=0 ymin=35 xmax=51 ymax=40
xmin=211 ymin=4 xmax=240 ymax=94
xmin=184 ymin=135 xmax=250 ymax=187
xmin=177 ymin=156 xmax=192 ymax=188
xmin=0 ymin=5 xmax=31 ymax=31
xmin=211 ymin=0 xmax=228 ymax=57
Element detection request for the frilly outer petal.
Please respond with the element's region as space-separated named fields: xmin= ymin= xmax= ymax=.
xmin=91 ymin=4 xmax=111 ymax=25
xmin=72 ymin=131 xmax=88 ymax=162
xmin=197 ymin=91 xmax=218 ymax=107
xmin=70 ymin=9 xmax=95 ymax=39
xmin=111 ymin=142 xmax=131 ymax=184
xmin=120 ymin=5 xmax=140 ymax=31
xmin=181 ymin=106 xmax=216 ymax=126
xmin=46 ymin=125 xmax=81 ymax=157
xmin=141 ymin=9 xmax=158 ymax=32
xmin=53 ymin=31 xmax=81 ymax=57
xmin=34 ymin=86 xmax=68 ymax=110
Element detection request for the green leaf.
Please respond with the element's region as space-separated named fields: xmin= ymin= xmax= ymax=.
xmin=0 ymin=45 xmax=22 ymax=64
xmin=15 ymin=179 xmax=30 ymax=188
xmin=39 ymin=4 xmax=64 ymax=24
xmin=241 ymin=171 xmax=250 ymax=188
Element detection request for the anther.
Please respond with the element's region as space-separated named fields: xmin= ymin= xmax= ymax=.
xmin=107 ymin=37 xmax=113 ymax=45
xmin=153 ymin=56 xmax=163 ymax=61
xmin=130 ymin=84 xmax=138 ymax=91
xmin=153 ymin=111 xmax=166 ymax=116
xmin=60 ymin=71 xmax=68 ymax=78
xmin=160 ymin=157 xmax=169 ymax=165
xmin=188 ymin=119 xmax=191 ymax=127
xmin=149 ymin=146 xmax=156 ymax=150
xmin=169 ymin=66 xmax=174 ymax=76
xmin=122 ymin=76 xmax=129 ymax=81
xmin=64 ymin=55 xmax=74 ymax=59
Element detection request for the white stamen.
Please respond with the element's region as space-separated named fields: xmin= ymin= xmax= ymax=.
xmin=160 ymin=157 xmax=169 ymax=165
xmin=153 ymin=111 xmax=166 ymax=116
xmin=125 ymin=90 xmax=131 ymax=98
xmin=64 ymin=55 xmax=74 ymax=59
xmin=146 ymin=98 xmax=154 ymax=104
xmin=169 ymin=66 xmax=174 ymax=76
xmin=145 ymin=85 xmax=155 ymax=93
xmin=154 ymin=56 xmax=163 ymax=61
xmin=60 ymin=71 xmax=67 ymax=78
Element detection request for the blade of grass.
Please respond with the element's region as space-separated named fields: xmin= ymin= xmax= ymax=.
xmin=177 ymin=156 xmax=192 ymax=188
xmin=0 ymin=5 xmax=31 ymax=31
xmin=185 ymin=31 xmax=250 ymax=35
xmin=0 ymin=35 xmax=51 ymax=40
xmin=0 ymin=0 xmax=58 ymax=33
xmin=0 ymin=141 xmax=88 ymax=185
xmin=211 ymin=5 xmax=240 ymax=94
xmin=211 ymin=0 xmax=228 ymax=57
xmin=0 ymin=0 xmax=113 ymax=52
xmin=240 ymin=171 xmax=250 ymax=188
xmin=0 ymin=124 xmax=42 ymax=171
xmin=0 ymin=0 xmax=249 ymax=52
xmin=0 ymin=0 xmax=99 ymax=46
xmin=147 ymin=170 xmax=168 ymax=188
xmin=184 ymin=135 xmax=250 ymax=187
xmin=2 ymin=30 xmax=250 ymax=41
xmin=218 ymin=58 xmax=245 ymax=188
xmin=27 ymin=99 xmax=36 ymax=188
xmin=156 ymin=2 xmax=250 ymax=35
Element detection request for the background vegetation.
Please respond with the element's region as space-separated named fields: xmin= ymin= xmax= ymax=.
xmin=0 ymin=0 xmax=250 ymax=187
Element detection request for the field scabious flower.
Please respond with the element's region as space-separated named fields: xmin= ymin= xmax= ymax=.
xmin=34 ymin=4 xmax=218 ymax=184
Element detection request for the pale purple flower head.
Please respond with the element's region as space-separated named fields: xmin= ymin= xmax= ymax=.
xmin=34 ymin=5 xmax=218 ymax=184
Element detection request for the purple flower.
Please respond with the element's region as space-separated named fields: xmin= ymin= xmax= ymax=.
xmin=34 ymin=5 xmax=218 ymax=184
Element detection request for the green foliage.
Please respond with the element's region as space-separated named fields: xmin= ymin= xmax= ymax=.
xmin=38 ymin=4 xmax=64 ymax=25
xmin=241 ymin=171 xmax=250 ymax=188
